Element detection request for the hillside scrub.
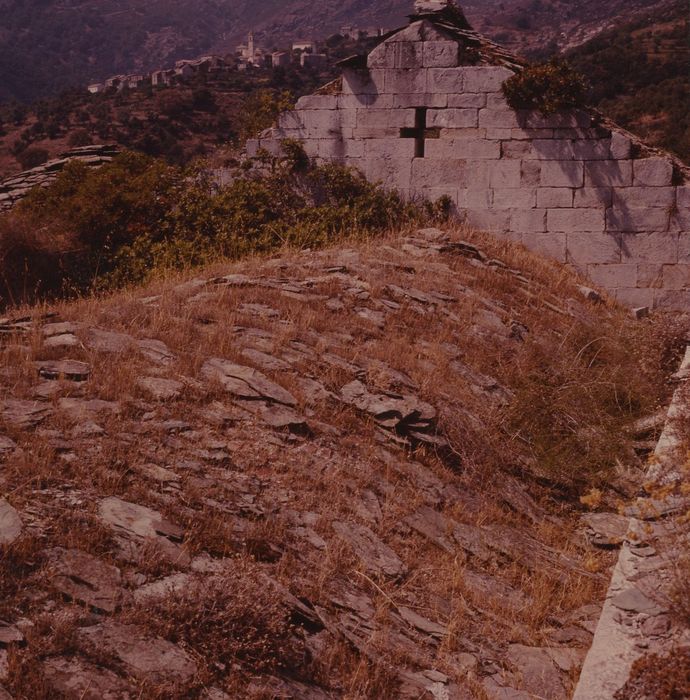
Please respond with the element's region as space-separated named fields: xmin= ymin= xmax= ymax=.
xmin=0 ymin=144 xmax=424 ymax=308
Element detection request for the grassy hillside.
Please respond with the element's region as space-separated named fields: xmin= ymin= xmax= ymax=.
xmin=567 ymin=0 xmax=690 ymax=162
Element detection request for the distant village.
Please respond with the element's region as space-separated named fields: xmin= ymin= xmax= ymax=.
xmin=87 ymin=25 xmax=386 ymax=95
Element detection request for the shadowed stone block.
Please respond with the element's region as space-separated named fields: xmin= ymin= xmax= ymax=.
xmin=607 ymin=207 xmax=670 ymax=233
xmin=620 ymin=232 xmax=678 ymax=264
xmin=610 ymin=132 xmax=632 ymax=159
xmin=342 ymin=68 xmax=386 ymax=95
xmin=394 ymin=92 xmax=448 ymax=108
xmin=633 ymin=158 xmax=674 ymax=187
xmin=530 ymin=140 xmax=576 ymax=160
xmin=478 ymin=109 xmax=521 ymax=129
xmin=612 ymin=187 xmax=676 ymax=209
xmin=574 ymin=187 xmax=612 ymax=208
xmin=520 ymin=111 xmax=592 ymax=129
xmin=662 ymin=264 xmax=690 ymax=289
xmin=540 ymin=161 xmax=584 ymax=187
xmin=586 ymin=161 xmax=633 ymax=187
xmin=457 ymin=189 xmax=493 ymax=207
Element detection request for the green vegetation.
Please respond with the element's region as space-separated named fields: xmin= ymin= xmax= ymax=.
xmin=0 ymin=143 xmax=425 ymax=308
xmin=503 ymin=59 xmax=588 ymax=115
xmin=567 ymin=0 xmax=690 ymax=161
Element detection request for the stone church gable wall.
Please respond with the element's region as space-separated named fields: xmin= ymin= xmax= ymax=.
xmin=249 ymin=19 xmax=690 ymax=309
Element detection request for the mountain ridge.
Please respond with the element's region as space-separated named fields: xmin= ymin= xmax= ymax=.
xmin=0 ymin=0 xmax=675 ymax=104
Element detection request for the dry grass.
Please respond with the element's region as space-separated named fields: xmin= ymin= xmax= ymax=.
xmin=0 ymin=222 xmax=685 ymax=697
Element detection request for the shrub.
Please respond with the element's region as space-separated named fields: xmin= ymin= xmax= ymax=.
xmin=16 ymin=146 xmax=49 ymax=170
xmin=503 ymin=59 xmax=589 ymax=115
xmin=0 ymin=143 xmax=424 ymax=306
xmin=67 ymin=128 xmax=93 ymax=147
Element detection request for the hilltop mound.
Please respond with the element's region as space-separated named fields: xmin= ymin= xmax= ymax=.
xmin=0 ymin=226 xmax=680 ymax=698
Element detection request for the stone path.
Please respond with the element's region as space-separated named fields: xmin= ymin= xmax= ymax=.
xmin=573 ymin=347 xmax=690 ymax=699
xmin=0 ymin=228 xmax=671 ymax=698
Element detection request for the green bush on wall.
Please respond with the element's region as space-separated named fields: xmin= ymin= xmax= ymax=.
xmin=503 ymin=59 xmax=589 ymax=115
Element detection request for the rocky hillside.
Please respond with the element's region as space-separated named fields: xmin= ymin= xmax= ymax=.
xmin=0 ymin=0 xmax=676 ymax=103
xmin=0 ymin=224 xmax=680 ymax=698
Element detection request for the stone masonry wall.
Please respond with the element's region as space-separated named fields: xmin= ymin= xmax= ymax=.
xmin=249 ymin=20 xmax=690 ymax=309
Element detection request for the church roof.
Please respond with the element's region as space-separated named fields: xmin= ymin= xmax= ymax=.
xmin=337 ymin=2 xmax=525 ymax=71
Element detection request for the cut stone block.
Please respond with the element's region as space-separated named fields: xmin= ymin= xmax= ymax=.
xmin=510 ymin=209 xmax=546 ymax=232
xmin=425 ymin=139 xmax=499 ymax=159
xmin=548 ymin=208 xmax=605 ymax=232
xmin=427 ymin=108 xmax=478 ymax=128
xmin=521 ymin=231 xmax=567 ymax=262
xmin=537 ymin=188 xmax=573 ymax=208
xmin=426 ymin=67 xmax=466 ymax=92
xmin=384 ymin=68 xmax=429 ymax=94
xmin=462 ymin=66 xmax=514 ymax=92
xmin=447 ymin=93 xmax=487 ymax=108
xmin=662 ymin=264 xmax=690 ymax=290
xmin=357 ymin=108 xmax=416 ymax=129
xmin=633 ymin=158 xmax=674 ymax=187
xmin=567 ymin=232 xmax=621 ymax=264
xmin=489 ymin=160 xmax=522 ymax=188
xmin=493 ymin=188 xmax=536 ymax=209
xmin=423 ymin=41 xmax=461 ymax=68
xmin=411 ymin=158 xmax=467 ymax=189
xmin=530 ymin=139 xmax=576 ymax=160
xmin=587 ymin=264 xmax=638 ymax=288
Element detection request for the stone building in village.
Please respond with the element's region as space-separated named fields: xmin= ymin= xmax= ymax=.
xmin=249 ymin=0 xmax=690 ymax=309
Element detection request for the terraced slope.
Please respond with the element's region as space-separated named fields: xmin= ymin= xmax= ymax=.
xmin=0 ymin=226 xmax=679 ymax=698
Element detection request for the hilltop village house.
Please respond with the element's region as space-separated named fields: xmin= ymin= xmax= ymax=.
xmin=249 ymin=0 xmax=690 ymax=309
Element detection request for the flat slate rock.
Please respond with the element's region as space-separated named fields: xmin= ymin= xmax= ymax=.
xmin=137 ymin=377 xmax=183 ymax=401
xmin=47 ymin=547 xmax=123 ymax=613
xmin=0 ymin=436 xmax=16 ymax=456
xmin=44 ymin=657 xmax=134 ymax=700
xmin=98 ymin=497 xmax=184 ymax=544
xmin=0 ymin=500 xmax=22 ymax=546
xmin=35 ymin=360 xmax=90 ymax=382
xmin=0 ymin=620 xmax=24 ymax=645
xmin=332 ymin=521 xmax=407 ymax=578
xmin=611 ymin=587 xmax=665 ymax=615
xmin=582 ymin=512 xmax=631 ymax=547
xmin=138 ymin=338 xmax=175 ymax=364
xmin=201 ymin=358 xmax=297 ymax=406
xmin=58 ymin=398 xmax=119 ymax=421
xmin=505 ymin=645 xmax=567 ymax=700
xmin=80 ymin=622 xmax=197 ymax=683
xmin=86 ymin=328 xmax=134 ymax=353
xmin=1 ymin=400 xmax=51 ymax=429
xmin=133 ymin=573 xmax=191 ymax=603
